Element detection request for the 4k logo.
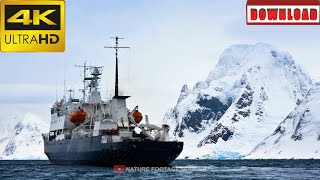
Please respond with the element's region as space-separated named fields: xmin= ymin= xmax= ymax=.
xmin=7 ymin=9 xmax=57 ymax=26
xmin=1 ymin=0 xmax=65 ymax=52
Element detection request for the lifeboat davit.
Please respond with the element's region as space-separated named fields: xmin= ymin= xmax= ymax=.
xmin=69 ymin=108 xmax=87 ymax=125
xmin=133 ymin=110 xmax=143 ymax=124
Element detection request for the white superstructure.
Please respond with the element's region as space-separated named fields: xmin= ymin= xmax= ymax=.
xmin=44 ymin=37 xmax=171 ymax=143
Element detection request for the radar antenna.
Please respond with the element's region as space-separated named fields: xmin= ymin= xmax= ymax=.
xmin=67 ymin=89 xmax=74 ymax=99
xmin=104 ymin=37 xmax=130 ymax=97
xmin=75 ymin=61 xmax=90 ymax=102
xmin=74 ymin=61 xmax=97 ymax=102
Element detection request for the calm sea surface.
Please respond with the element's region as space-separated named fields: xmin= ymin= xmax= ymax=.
xmin=0 ymin=160 xmax=320 ymax=179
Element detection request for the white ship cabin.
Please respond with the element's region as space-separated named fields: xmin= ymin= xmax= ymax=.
xmin=47 ymin=66 xmax=170 ymax=143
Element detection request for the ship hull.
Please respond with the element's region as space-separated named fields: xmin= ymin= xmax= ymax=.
xmin=44 ymin=136 xmax=183 ymax=167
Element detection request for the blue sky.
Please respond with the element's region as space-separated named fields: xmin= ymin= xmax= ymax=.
xmin=0 ymin=0 xmax=320 ymax=123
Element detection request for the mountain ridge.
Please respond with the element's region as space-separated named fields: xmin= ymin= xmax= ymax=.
xmin=164 ymin=43 xmax=313 ymax=159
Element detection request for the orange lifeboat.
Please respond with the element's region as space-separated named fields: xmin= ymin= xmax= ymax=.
xmin=133 ymin=110 xmax=143 ymax=124
xmin=69 ymin=108 xmax=87 ymax=125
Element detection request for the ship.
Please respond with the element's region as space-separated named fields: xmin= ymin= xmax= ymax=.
xmin=42 ymin=37 xmax=183 ymax=166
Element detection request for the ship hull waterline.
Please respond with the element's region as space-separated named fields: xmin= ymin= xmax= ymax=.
xmin=44 ymin=136 xmax=183 ymax=167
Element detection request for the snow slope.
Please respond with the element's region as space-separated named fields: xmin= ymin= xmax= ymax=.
xmin=164 ymin=43 xmax=313 ymax=159
xmin=247 ymin=82 xmax=320 ymax=159
xmin=0 ymin=113 xmax=48 ymax=160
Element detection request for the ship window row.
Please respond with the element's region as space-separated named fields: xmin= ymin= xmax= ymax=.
xmin=50 ymin=119 xmax=64 ymax=124
xmin=47 ymin=141 xmax=71 ymax=145
xmin=51 ymin=108 xmax=62 ymax=115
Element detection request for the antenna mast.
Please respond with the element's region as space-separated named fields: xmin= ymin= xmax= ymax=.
xmin=75 ymin=62 xmax=103 ymax=102
xmin=63 ymin=78 xmax=66 ymax=101
xmin=75 ymin=61 xmax=90 ymax=102
xmin=104 ymin=36 xmax=130 ymax=97
xmin=67 ymin=89 xmax=74 ymax=99
xmin=55 ymin=80 xmax=58 ymax=102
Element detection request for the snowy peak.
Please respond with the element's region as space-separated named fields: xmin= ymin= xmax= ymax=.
xmin=164 ymin=43 xmax=313 ymax=159
xmin=247 ymin=82 xmax=320 ymax=159
xmin=0 ymin=113 xmax=48 ymax=160
xmin=178 ymin=85 xmax=190 ymax=103
xmin=207 ymin=43 xmax=292 ymax=81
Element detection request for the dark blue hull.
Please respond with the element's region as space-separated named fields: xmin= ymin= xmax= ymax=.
xmin=44 ymin=136 xmax=183 ymax=166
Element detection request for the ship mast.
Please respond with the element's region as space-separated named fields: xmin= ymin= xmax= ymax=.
xmin=104 ymin=37 xmax=130 ymax=98
xmin=67 ymin=89 xmax=74 ymax=99
xmin=75 ymin=61 xmax=94 ymax=102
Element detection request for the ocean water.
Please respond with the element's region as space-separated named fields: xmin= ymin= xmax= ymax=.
xmin=0 ymin=160 xmax=320 ymax=179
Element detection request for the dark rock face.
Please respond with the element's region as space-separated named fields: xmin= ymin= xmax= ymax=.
xmin=291 ymin=108 xmax=310 ymax=141
xmin=256 ymin=87 xmax=268 ymax=121
xmin=271 ymin=50 xmax=278 ymax=58
xmin=236 ymin=85 xmax=253 ymax=109
xmin=178 ymin=85 xmax=189 ymax=103
xmin=260 ymin=87 xmax=268 ymax=101
xmin=273 ymin=125 xmax=285 ymax=135
xmin=232 ymin=85 xmax=254 ymax=122
xmin=14 ymin=122 xmax=24 ymax=135
xmin=174 ymin=96 xmax=232 ymax=137
xmin=291 ymin=133 xmax=302 ymax=141
xmin=197 ymin=123 xmax=233 ymax=147
xmin=3 ymin=141 xmax=16 ymax=156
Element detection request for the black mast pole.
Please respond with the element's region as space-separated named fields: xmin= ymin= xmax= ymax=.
xmin=105 ymin=36 xmax=130 ymax=98
xmin=115 ymin=37 xmax=119 ymax=97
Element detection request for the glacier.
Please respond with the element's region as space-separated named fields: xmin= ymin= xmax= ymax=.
xmin=164 ymin=43 xmax=313 ymax=159
xmin=247 ymin=82 xmax=320 ymax=159
xmin=0 ymin=113 xmax=48 ymax=160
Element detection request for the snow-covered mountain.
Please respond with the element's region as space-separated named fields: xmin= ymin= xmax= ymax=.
xmin=164 ymin=43 xmax=313 ymax=159
xmin=0 ymin=113 xmax=48 ymax=160
xmin=247 ymin=82 xmax=320 ymax=159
